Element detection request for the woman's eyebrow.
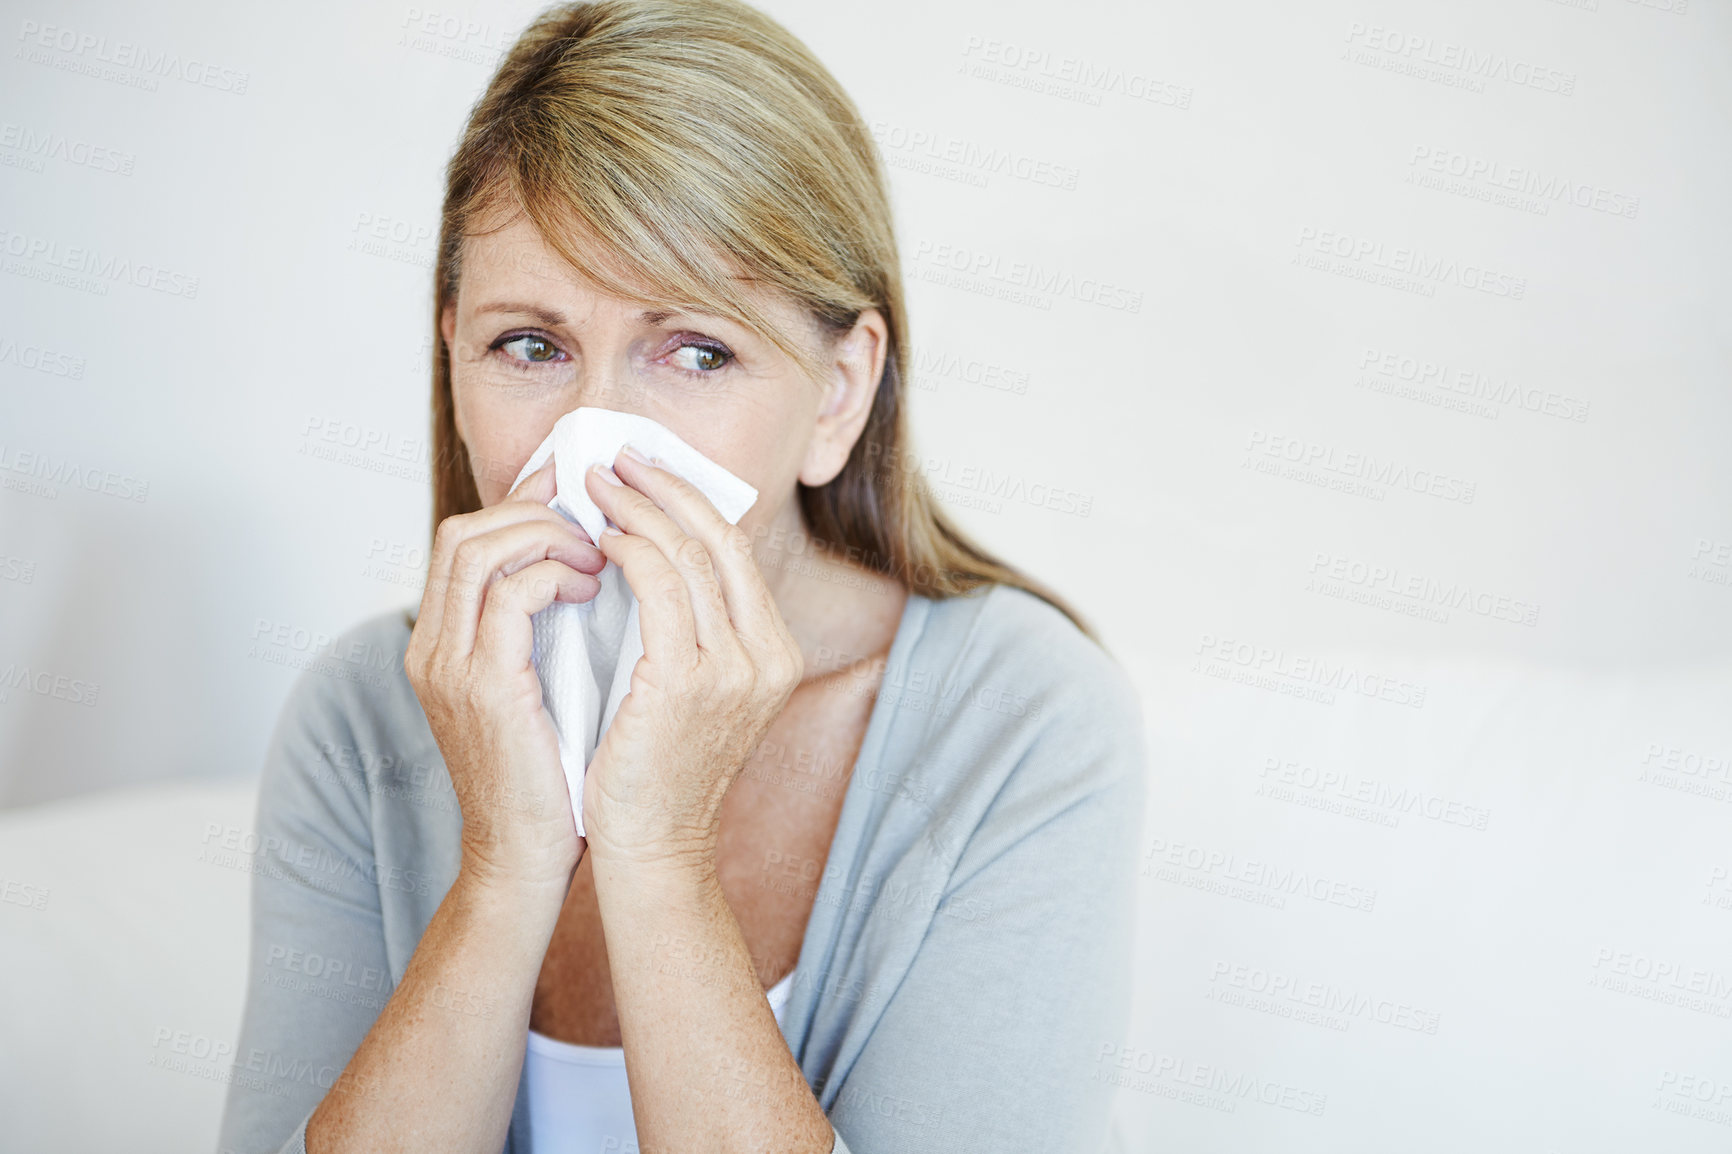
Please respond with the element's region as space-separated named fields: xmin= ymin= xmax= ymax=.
xmin=473 ymin=302 xmax=707 ymax=329
xmin=639 ymin=307 xmax=738 ymax=331
xmin=475 ymin=301 xmax=569 ymax=327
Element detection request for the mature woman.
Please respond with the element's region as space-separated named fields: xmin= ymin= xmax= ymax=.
xmin=217 ymin=1 xmax=1145 ymax=1151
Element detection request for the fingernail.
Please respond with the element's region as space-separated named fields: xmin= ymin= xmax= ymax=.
xmin=592 ymin=463 xmax=623 ymax=486
xmin=619 ymin=443 xmax=653 ymax=466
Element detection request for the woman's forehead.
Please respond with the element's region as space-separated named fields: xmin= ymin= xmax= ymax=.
xmin=457 ymin=212 xmax=813 ymax=339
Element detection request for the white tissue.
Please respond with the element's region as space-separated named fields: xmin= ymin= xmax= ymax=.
xmin=508 ymin=407 xmax=759 ymax=837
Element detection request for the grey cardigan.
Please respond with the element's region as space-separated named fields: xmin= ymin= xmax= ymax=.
xmin=216 ymin=583 xmax=1146 ymax=1154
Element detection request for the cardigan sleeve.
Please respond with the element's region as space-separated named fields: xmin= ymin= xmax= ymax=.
xmin=823 ymin=619 xmax=1147 ymax=1153
xmin=213 ymin=665 xmax=396 ymax=1154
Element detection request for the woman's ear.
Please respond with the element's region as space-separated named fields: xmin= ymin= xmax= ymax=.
xmin=799 ymin=308 xmax=889 ymax=487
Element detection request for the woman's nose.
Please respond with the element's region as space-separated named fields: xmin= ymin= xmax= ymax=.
xmin=571 ymin=358 xmax=650 ymax=415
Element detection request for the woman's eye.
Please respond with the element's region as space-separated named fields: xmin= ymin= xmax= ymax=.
xmin=669 ymin=343 xmax=731 ymax=373
xmin=498 ymin=334 xmax=565 ymax=364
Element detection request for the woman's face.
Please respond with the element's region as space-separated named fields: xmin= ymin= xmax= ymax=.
xmin=440 ymin=210 xmax=886 ymax=546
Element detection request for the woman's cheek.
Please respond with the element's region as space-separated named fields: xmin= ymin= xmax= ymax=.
xmin=458 ymin=413 xmax=533 ymax=504
xmin=668 ymin=395 xmax=796 ymax=496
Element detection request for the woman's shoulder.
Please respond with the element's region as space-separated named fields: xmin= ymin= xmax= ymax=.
xmin=266 ymin=605 xmax=432 ymax=777
xmin=861 ymin=581 xmax=1146 ymax=902
xmin=907 ymin=582 xmax=1142 ymax=744
xmin=873 ymin=582 xmax=1147 ymax=843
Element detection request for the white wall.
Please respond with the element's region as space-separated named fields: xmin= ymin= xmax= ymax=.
xmin=2 ymin=0 xmax=1730 ymax=1149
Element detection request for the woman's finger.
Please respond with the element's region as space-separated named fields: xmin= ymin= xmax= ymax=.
xmin=434 ymin=514 xmax=605 ymax=668
xmin=472 ymin=557 xmax=595 ymax=673
xmin=417 ymin=456 xmax=573 ymax=653
xmin=607 ymin=447 xmax=776 ymax=646
xmin=507 ymin=454 xmax=559 ymax=506
xmin=593 ymin=524 xmax=701 ymax=672
xmin=585 ymin=461 xmax=736 ymax=656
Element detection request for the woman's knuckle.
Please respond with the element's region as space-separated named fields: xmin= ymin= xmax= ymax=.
xmin=523 ymin=566 xmax=560 ymax=604
xmin=721 ymin=524 xmax=752 ymax=558
xmin=712 ymin=663 xmax=750 ymax=701
xmin=448 ymin=548 xmax=476 ymax=586
xmin=451 ymin=536 xmax=484 ymax=575
xmin=474 ymin=583 xmax=505 ymax=621
xmin=769 ymin=648 xmax=802 ymax=690
xmin=686 ymin=660 xmax=716 ymax=694
xmin=653 ymin=572 xmax=689 ymax=604
xmin=675 ymin=537 xmax=712 ymax=571
xmin=433 ymin=513 xmax=473 ymax=556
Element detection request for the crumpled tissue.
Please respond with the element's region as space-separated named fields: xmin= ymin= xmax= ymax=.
xmin=508 ymin=407 xmax=758 ymax=836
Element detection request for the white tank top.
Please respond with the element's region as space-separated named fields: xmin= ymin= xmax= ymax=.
xmin=523 ymin=968 xmax=797 ymax=1152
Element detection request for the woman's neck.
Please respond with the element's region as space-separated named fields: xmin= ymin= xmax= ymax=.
xmin=753 ymin=501 xmax=909 ymax=683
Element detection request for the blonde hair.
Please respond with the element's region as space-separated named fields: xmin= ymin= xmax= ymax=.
xmin=430 ymin=0 xmax=1092 ymax=637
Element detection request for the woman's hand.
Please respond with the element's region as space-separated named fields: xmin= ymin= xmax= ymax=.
xmin=578 ymin=444 xmax=804 ymax=873
xmin=404 ymin=455 xmax=607 ymax=897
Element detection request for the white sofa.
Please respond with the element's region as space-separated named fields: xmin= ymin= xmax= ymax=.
xmin=0 ymin=775 xmax=262 ymax=1154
